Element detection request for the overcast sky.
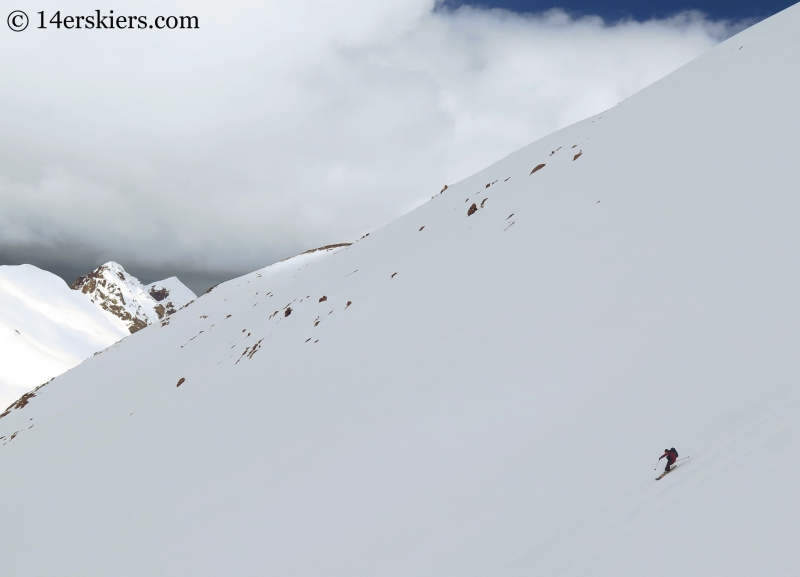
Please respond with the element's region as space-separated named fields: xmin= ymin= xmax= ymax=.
xmin=0 ymin=0 xmax=778 ymax=293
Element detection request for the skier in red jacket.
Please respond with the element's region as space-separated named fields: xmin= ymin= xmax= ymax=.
xmin=659 ymin=448 xmax=679 ymax=472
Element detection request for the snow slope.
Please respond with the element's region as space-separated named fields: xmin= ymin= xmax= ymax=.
xmin=3 ymin=5 xmax=800 ymax=576
xmin=0 ymin=265 xmax=128 ymax=412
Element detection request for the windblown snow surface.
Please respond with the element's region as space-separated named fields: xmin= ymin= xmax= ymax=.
xmin=3 ymin=6 xmax=800 ymax=576
xmin=0 ymin=265 xmax=128 ymax=411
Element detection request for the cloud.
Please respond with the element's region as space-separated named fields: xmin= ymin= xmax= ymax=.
xmin=0 ymin=0 xmax=745 ymax=285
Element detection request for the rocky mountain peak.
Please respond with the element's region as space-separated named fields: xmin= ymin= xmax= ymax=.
xmin=70 ymin=262 xmax=196 ymax=333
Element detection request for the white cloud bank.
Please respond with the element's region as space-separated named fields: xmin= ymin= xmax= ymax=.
xmin=0 ymin=0 xmax=745 ymax=278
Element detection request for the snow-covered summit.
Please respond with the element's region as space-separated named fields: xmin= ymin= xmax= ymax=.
xmin=70 ymin=262 xmax=196 ymax=333
xmin=1 ymin=262 xmax=196 ymax=410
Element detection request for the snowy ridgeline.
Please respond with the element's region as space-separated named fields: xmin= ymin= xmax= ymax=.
xmin=4 ymin=4 xmax=800 ymax=576
xmin=0 ymin=262 xmax=195 ymax=410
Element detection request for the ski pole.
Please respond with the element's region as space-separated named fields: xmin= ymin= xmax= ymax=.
xmin=654 ymin=459 xmax=661 ymax=470
xmin=675 ymin=456 xmax=690 ymax=463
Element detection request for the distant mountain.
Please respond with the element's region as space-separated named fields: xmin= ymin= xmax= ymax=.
xmin=70 ymin=262 xmax=196 ymax=333
xmin=4 ymin=5 xmax=800 ymax=576
xmin=0 ymin=262 xmax=195 ymax=410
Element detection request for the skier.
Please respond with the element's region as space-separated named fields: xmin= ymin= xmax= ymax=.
xmin=658 ymin=447 xmax=679 ymax=473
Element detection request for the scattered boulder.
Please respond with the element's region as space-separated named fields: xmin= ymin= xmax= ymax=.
xmin=149 ymin=287 xmax=169 ymax=302
xmin=248 ymin=340 xmax=263 ymax=358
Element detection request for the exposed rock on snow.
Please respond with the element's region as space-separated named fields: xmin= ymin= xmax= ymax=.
xmin=70 ymin=262 xmax=196 ymax=333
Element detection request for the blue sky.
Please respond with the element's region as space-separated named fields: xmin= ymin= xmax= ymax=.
xmin=446 ymin=0 xmax=795 ymax=20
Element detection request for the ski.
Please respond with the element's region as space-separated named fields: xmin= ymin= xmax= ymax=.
xmin=656 ymin=463 xmax=683 ymax=480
